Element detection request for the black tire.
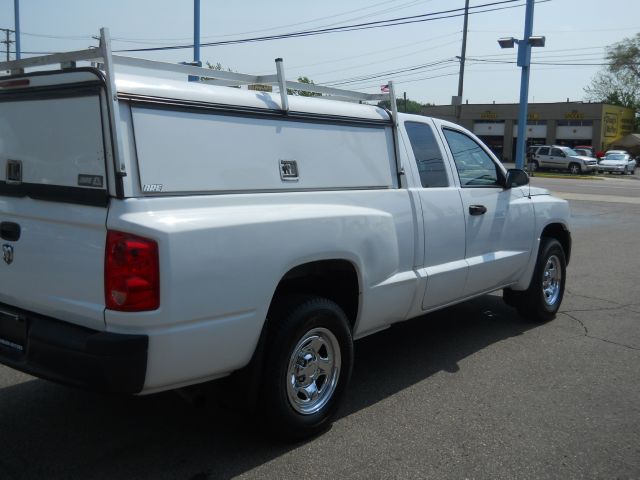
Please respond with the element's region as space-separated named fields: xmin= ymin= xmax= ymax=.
xmin=568 ymin=163 xmax=581 ymax=175
xmin=505 ymin=238 xmax=566 ymax=322
xmin=261 ymin=295 xmax=353 ymax=441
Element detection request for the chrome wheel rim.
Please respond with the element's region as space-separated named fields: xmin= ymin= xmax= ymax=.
xmin=542 ymin=255 xmax=562 ymax=306
xmin=286 ymin=327 xmax=341 ymax=415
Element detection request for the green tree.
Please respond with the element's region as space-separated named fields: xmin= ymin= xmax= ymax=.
xmin=584 ymin=33 xmax=640 ymax=127
xmin=288 ymin=76 xmax=322 ymax=97
xmin=206 ymin=61 xmax=231 ymax=72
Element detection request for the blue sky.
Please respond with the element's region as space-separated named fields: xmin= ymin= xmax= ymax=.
xmin=1 ymin=0 xmax=638 ymax=105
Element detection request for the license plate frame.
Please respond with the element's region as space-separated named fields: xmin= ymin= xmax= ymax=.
xmin=0 ymin=308 xmax=27 ymax=354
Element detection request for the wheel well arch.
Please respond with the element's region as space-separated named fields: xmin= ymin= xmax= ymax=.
xmin=268 ymin=259 xmax=360 ymax=331
xmin=541 ymin=223 xmax=571 ymax=265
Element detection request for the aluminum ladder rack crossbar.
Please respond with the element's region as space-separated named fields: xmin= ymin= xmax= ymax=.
xmin=0 ymin=27 xmax=393 ymax=109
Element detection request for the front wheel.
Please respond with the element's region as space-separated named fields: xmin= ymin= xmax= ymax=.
xmin=505 ymin=238 xmax=567 ymax=322
xmin=568 ymin=163 xmax=581 ymax=175
xmin=261 ymin=295 xmax=353 ymax=441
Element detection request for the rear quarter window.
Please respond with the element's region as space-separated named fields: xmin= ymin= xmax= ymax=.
xmin=404 ymin=121 xmax=448 ymax=188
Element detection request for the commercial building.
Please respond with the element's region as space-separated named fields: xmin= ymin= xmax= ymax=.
xmin=421 ymin=102 xmax=635 ymax=162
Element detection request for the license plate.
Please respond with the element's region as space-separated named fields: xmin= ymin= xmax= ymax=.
xmin=0 ymin=309 xmax=27 ymax=353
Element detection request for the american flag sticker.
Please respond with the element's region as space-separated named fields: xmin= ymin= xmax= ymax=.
xmin=380 ymin=84 xmax=390 ymax=93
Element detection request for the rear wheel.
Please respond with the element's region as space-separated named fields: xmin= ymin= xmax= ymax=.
xmin=504 ymin=238 xmax=566 ymax=322
xmin=261 ymin=295 xmax=353 ymax=441
xmin=568 ymin=163 xmax=581 ymax=175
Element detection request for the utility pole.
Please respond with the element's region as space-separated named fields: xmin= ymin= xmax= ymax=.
xmin=455 ymin=0 xmax=470 ymax=123
xmin=0 ymin=28 xmax=15 ymax=62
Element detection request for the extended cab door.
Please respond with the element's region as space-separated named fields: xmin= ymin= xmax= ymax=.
xmin=402 ymin=120 xmax=467 ymax=310
xmin=438 ymin=126 xmax=535 ymax=297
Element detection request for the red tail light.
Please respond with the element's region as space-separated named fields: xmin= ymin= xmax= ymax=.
xmin=105 ymin=230 xmax=159 ymax=311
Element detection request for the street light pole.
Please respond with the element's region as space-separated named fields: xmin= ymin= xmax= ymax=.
xmin=188 ymin=0 xmax=201 ymax=82
xmin=514 ymin=0 xmax=535 ymax=171
xmin=194 ymin=0 xmax=200 ymax=67
xmin=498 ymin=0 xmax=545 ymax=170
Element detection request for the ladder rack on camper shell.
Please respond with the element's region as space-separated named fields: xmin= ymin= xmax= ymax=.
xmin=0 ymin=27 xmax=403 ymax=179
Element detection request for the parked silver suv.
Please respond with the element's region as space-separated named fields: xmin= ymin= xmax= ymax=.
xmin=531 ymin=145 xmax=598 ymax=174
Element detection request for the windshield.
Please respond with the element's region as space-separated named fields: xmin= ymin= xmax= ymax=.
xmin=604 ymin=154 xmax=626 ymax=160
xmin=562 ymin=147 xmax=578 ymax=156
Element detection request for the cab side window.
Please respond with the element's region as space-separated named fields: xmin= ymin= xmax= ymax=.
xmin=537 ymin=147 xmax=549 ymax=155
xmin=405 ymin=121 xmax=448 ymax=188
xmin=551 ymin=148 xmax=564 ymax=156
xmin=442 ymin=128 xmax=501 ymax=187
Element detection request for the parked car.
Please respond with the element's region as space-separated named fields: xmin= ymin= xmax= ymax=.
xmin=598 ymin=151 xmax=637 ymax=175
xmin=574 ymin=145 xmax=595 ymax=157
xmin=573 ymin=148 xmax=595 ymax=158
xmin=531 ymin=145 xmax=598 ymax=174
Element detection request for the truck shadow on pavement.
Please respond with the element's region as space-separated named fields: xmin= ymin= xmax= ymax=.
xmin=0 ymin=294 xmax=538 ymax=480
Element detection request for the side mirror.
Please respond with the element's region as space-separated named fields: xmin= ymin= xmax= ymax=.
xmin=505 ymin=168 xmax=529 ymax=188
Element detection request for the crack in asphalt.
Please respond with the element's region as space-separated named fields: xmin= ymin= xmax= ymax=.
xmin=561 ymin=312 xmax=640 ymax=352
xmin=560 ymin=304 xmax=634 ymax=314
xmin=565 ymin=289 xmax=622 ymax=306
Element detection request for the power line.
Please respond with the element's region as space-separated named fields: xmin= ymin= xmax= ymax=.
xmin=308 ymin=39 xmax=461 ymax=78
xmin=255 ymin=30 xmax=462 ymax=74
xmin=110 ymin=0 xmax=437 ymax=44
xmin=322 ymin=59 xmax=457 ymax=86
xmin=113 ymin=0 xmax=543 ymax=53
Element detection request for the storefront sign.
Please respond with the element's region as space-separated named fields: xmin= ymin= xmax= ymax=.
xmin=602 ymin=105 xmax=634 ymax=141
xmin=527 ymin=112 xmax=540 ymax=120
xmin=604 ymin=113 xmax=618 ymax=138
xmin=480 ymin=111 xmax=497 ymax=120
xmin=565 ymin=111 xmax=585 ymax=120
xmin=248 ymin=84 xmax=273 ymax=92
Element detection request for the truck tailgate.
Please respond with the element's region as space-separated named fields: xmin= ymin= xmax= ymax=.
xmin=0 ymin=76 xmax=109 ymax=330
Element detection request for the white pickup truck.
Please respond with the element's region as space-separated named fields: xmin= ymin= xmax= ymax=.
xmin=0 ymin=30 xmax=570 ymax=439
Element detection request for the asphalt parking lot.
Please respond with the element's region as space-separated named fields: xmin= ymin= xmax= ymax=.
xmin=1 ymin=175 xmax=639 ymax=480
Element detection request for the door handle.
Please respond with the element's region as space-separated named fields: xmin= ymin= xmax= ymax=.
xmin=469 ymin=205 xmax=487 ymax=216
xmin=0 ymin=222 xmax=21 ymax=241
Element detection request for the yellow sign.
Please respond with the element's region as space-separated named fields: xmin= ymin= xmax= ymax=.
xmin=528 ymin=112 xmax=540 ymax=120
xmin=480 ymin=111 xmax=497 ymax=120
xmin=602 ymin=105 xmax=635 ymax=139
xmin=565 ymin=111 xmax=585 ymax=120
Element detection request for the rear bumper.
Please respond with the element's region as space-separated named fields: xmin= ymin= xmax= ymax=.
xmin=0 ymin=302 xmax=147 ymax=393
